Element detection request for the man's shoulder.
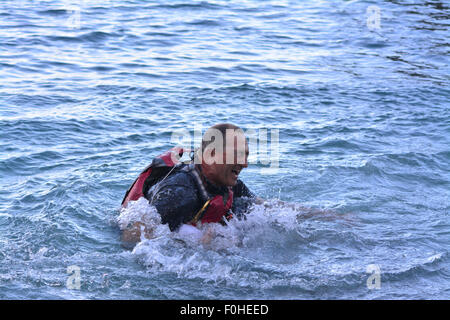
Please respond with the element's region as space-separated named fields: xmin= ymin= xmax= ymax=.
xmin=147 ymin=166 xmax=197 ymax=199
xmin=161 ymin=167 xmax=196 ymax=187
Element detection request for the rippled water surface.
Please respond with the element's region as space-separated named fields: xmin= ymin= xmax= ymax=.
xmin=0 ymin=0 xmax=449 ymax=299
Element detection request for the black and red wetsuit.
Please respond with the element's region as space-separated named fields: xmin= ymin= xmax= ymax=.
xmin=145 ymin=164 xmax=256 ymax=231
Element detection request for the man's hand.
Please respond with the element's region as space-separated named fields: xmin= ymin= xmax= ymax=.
xmin=200 ymin=226 xmax=215 ymax=245
xmin=256 ymin=197 xmax=335 ymax=217
xmin=121 ymin=222 xmax=153 ymax=244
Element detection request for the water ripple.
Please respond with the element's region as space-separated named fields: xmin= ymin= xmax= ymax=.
xmin=0 ymin=0 xmax=448 ymax=300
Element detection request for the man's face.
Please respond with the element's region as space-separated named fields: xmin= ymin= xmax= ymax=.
xmin=204 ymin=134 xmax=249 ymax=187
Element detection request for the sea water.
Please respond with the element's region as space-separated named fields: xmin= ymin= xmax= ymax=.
xmin=0 ymin=0 xmax=449 ymax=299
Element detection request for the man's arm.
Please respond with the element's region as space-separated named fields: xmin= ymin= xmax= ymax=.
xmin=151 ymin=184 xmax=200 ymax=231
xmin=231 ymin=180 xmax=333 ymax=217
xmin=253 ymin=198 xmax=336 ymax=218
xmin=120 ymin=175 xmax=201 ymax=245
xmin=232 ymin=179 xmax=256 ymax=199
xmin=231 ymin=179 xmax=258 ymax=217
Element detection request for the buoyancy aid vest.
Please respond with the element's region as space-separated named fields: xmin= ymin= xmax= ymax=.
xmin=121 ymin=147 xmax=234 ymax=225
xmin=188 ymin=166 xmax=234 ymax=225
xmin=121 ymin=147 xmax=184 ymax=208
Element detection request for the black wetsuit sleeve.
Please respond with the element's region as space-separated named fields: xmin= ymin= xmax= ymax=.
xmin=232 ymin=179 xmax=256 ymax=217
xmin=232 ymin=179 xmax=256 ymax=198
xmin=148 ymin=176 xmax=201 ymax=231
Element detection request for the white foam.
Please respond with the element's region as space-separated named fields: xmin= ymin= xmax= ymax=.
xmin=117 ymin=197 xmax=318 ymax=285
xmin=117 ymin=197 xmax=161 ymax=231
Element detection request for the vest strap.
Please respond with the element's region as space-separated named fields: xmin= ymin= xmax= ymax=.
xmin=191 ymin=199 xmax=211 ymax=224
xmin=186 ymin=164 xmax=210 ymax=203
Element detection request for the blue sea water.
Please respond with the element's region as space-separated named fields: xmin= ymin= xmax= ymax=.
xmin=0 ymin=0 xmax=449 ymax=300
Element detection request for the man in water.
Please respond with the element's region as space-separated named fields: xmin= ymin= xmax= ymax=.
xmin=121 ymin=123 xmax=257 ymax=243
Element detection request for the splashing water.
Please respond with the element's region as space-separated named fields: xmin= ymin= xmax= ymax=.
xmin=1 ymin=0 xmax=448 ymax=299
xmin=117 ymin=197 xmax=360 ymax=290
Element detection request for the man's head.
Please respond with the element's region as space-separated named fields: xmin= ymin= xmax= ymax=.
xmin=198 ymin=123 xmax=249 ymax=187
